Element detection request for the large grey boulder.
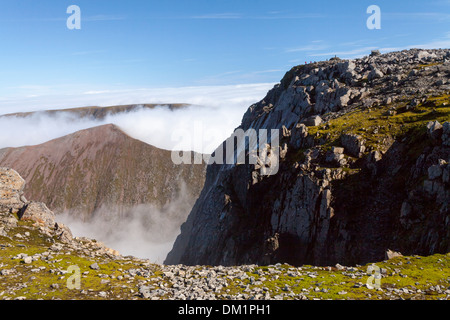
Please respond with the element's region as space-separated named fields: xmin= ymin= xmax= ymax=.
xmin=341 ymin=134 xmax=366 ymax=158
xmin=303 ymin=115 xmax=323 ymax=127
xmin=0 ymin=168 xmax=26 ymax=212
xmin=19 ymin=201 xmax=56 ymax=229
xmin=368 ymin=68 xmax=384 ymax=81
xmin=289 ymin=123 xmax=309 ymax=149
xmin=427 ymin=121 xmax=443 ymax=141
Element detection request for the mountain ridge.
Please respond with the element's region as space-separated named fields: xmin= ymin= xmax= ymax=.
xmin=0 ymin=103 xmax=189 ymax=120
xmin=0 ymin=123 xmax=206 ymax=218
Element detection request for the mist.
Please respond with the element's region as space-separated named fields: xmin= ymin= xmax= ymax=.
xmin=58 ymin=182 xmax=196 ymax=263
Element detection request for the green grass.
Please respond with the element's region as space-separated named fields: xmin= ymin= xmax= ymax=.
xmin=305 ymin=93 xmax=450 ymax=157
xmin=1 ymin=217 xmax=449 ymax=300
xmin=219 ymin=254 xmax=450 ymax=300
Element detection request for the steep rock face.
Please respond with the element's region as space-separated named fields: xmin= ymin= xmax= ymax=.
xmin=0 ymin=124 xmax=206 ymax=218
xmin=166 ymin=49 xmax=450 ymax=266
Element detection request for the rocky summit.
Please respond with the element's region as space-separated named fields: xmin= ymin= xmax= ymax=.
xmin=1 ymin=167 xmax=449 ymax=300
xmin=166 ymin=48 xmax=450 ymax=267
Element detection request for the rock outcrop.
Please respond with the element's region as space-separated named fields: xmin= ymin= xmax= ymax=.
xmin=166 ymin=48 xmax=450 ymax=267
xmin=0 ymin=168 xmax=73 ymax=243
xmin=0 ymin=167 xmax=123 ymax=256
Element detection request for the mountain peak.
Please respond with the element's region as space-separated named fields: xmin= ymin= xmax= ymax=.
xmin=0 ymin=124 xmax=207 ymax=217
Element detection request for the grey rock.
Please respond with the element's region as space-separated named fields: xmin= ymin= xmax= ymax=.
xmin=426 ymin=121 xmax=443 ymax=140
xmin=0 ymin=168 xmax=26 ymax=212
xmin=423 ymin=180 xmax=436 ymax=194
xmin=23 ymin=256 xmax=32 ymax=264
xmin=335 ymin=263 xmax=345 ymax=270
xmin=428 ymin=165 xmax=443 ymax=180
xmin=19 ymin=202 xmax=56 ymax=229
xmin=368 ymin=68 xmax=384 ymax=81
xmin=166 ymin=48 xmax=450 ymax=268
xmin=385 ymin=249 xmax=403 ymax=260
xmin=370 ymin=50 xmax=381 ymax=57
xmin=331 ymin=147 xmax=345 ymax=154
xmin=341 ymin=134 xmax=366 ymax=158
xmin=90 ymin=263 xmax=100 ymax=270
xmin=325 ymin=151 xmax=345 ymax=165
xmin=0 ymin=269 xmax=15 ymax=276
xmin=289 ymin=123 xmax=309 ymax=149
xmin=54 ymin=222 xmax=73 ymax=243
xmin=303 ymin=115 xmax=323 ymax=127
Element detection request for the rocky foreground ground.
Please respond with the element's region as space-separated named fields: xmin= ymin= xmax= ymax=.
xmin=0 ymin=168 xmax=449 ymax=300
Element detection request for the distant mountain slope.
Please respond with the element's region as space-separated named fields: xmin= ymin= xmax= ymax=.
xmin=0 ymin=124 xmax=206 ymax=218
xmin=1 ymin=103 xmax=189 ymax=120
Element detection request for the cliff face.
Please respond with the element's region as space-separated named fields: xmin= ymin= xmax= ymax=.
xmin=0 ymin=124 xmax=206 ymax=219
xmin=166 ymin=49 xmax=450 ymax=267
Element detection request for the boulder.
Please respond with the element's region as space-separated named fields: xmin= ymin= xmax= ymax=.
xmin=325 ymin=151 xmax=345 ymax=165
xmin=341 ymin=134 xmax=366 ymax=158
xmin=54 ymin=222 xmax=73 ymax=243
xmin=19 ymin=202 xmax=56 ymax=229
xmin=303 ymin=115 xmax=323 ymax=127
xmin=325 ymin=147 xmax=346 ymax=166
xmin=426 ymin=120 xmax=443 ymax=140
xmin=0 ymin=168 xmax=26 ymax=212
xmin=368 ymin=68 xmax=384 ymax=81
xmin=331 ymin=147 xmax=345 ymax=154
xmin=370 ymin=50 xmax=381 ymax=57
xmin=289 ymin=123 xmax=308 ymax=149
xmin=385 ymin=249 xmax=403 ymax=260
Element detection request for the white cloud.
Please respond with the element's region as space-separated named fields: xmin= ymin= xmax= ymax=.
xmin=0 ymin=83 xmax=275 ymax=154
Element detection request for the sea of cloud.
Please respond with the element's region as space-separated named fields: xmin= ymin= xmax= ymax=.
xmin=0 ymin=83 xmax=275 ymax=154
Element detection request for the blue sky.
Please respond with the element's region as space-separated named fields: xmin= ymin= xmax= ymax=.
xmin=0 ymin=0 xmax=449 ymax=105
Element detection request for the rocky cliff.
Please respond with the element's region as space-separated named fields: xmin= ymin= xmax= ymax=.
xmin=166 ymin=49 xmax=450 ymax=267
xmin=0 ymin=124 xmax=206 ymax=219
